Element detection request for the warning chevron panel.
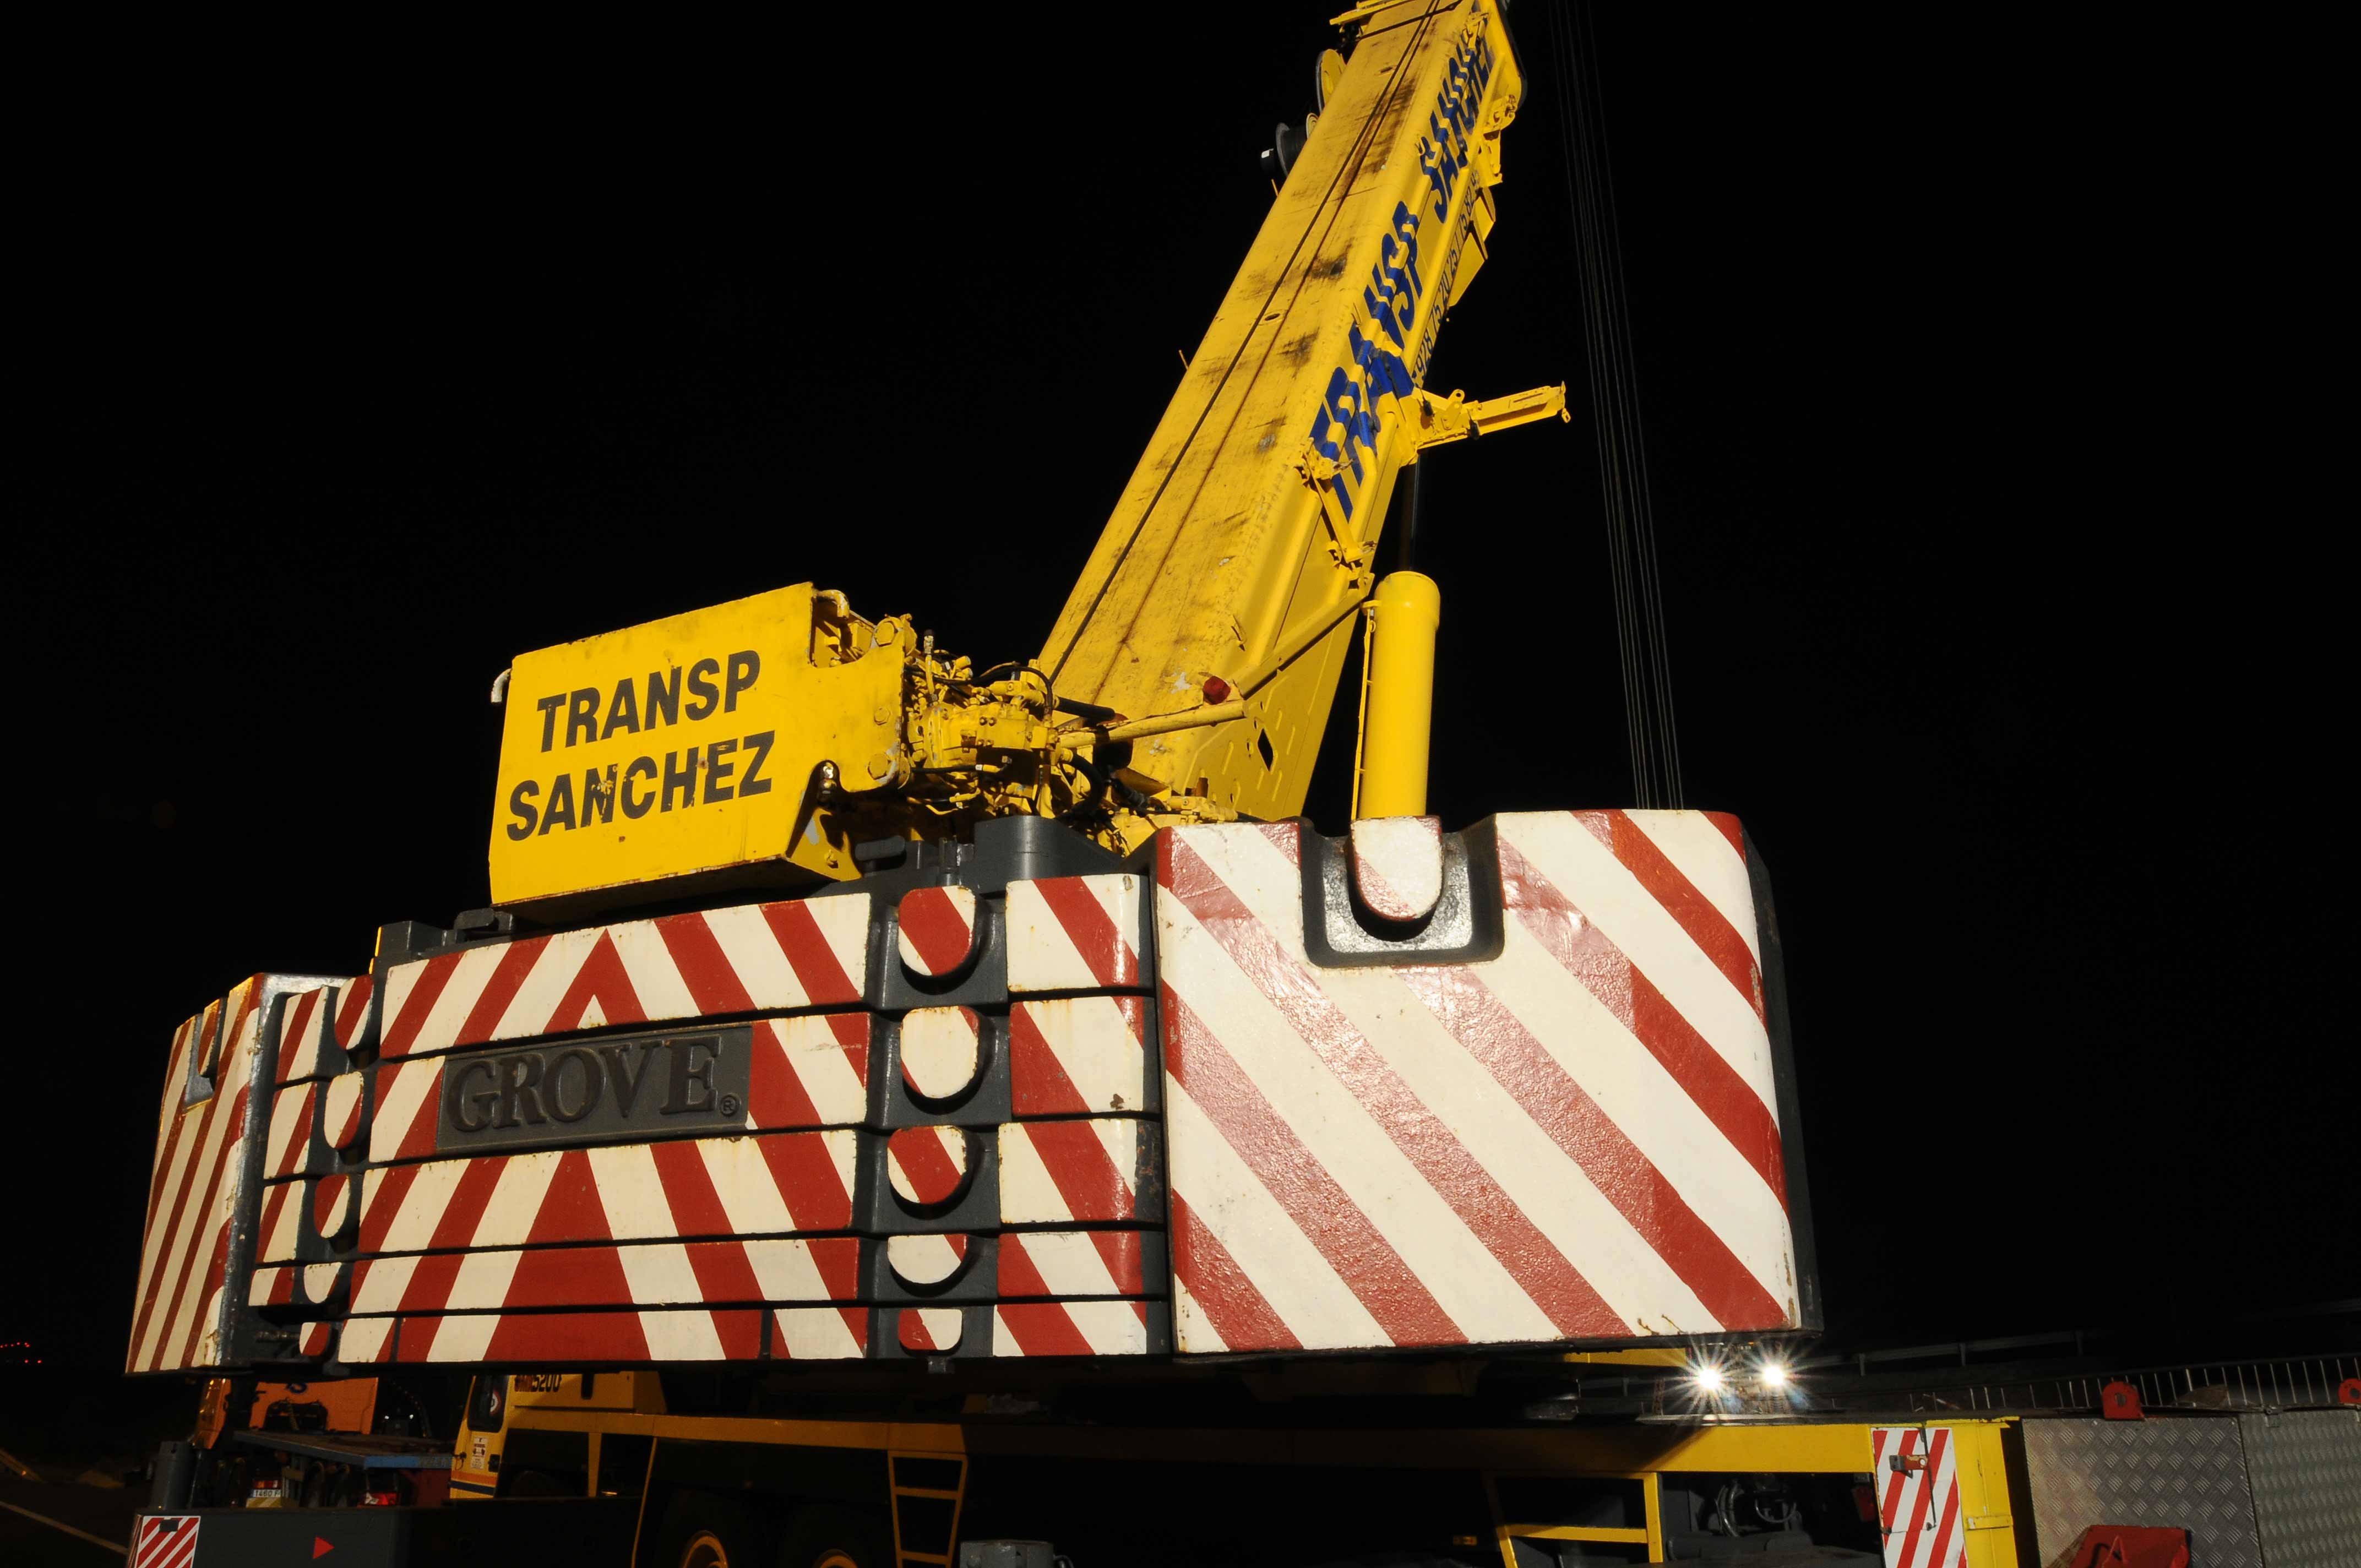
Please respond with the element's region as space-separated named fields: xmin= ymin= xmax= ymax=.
xmin=376 ymin=895 xmax=871 ymax=1060
xmin=1156 ymin=812 xmax=1797 ymax=1355
xmin=1873 ymin=1425 xmax=1968 ymax=1568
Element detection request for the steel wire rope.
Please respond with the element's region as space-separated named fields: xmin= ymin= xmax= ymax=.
xmin=1563 ymin=1 xmax=1661 ymax=805
xmin=1557 ymin=0 xmax=1652 ymax=803
xmin=1547 ymin=1 xmax=1652 ymax=804
xmin=1605 ymin=12 xmax=1681 ymax=807
xmin=1550 ymin=0 xmax=1685 ymax=806
xmin=1045 ymin=2 xmax=1454 ymax=689
xmin=1582 ymin=0 xmax=1687 ymax=804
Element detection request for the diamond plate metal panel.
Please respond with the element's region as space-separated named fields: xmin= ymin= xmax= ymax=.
xmin=2239 ymin=1410 xmax=2361 ymax=1568
xmin=2021 ymin=1416 xmax=2259 ymax=1568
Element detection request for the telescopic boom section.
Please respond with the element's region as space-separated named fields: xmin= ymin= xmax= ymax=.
xmin=1039 ymin=0 xmax=1524 ymax=826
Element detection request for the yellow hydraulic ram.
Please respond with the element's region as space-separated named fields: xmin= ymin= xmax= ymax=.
xmin=1354 ymin=570 xmax=1443 ymax=818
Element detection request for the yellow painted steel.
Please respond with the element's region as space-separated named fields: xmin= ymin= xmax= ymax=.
xmin=1475 ymin=1423 xmax=2019 ymax=1567
xmin=481 ymin=1387 xmax=2021 ymax=1567
xmin=480 ymin=1 xmax=1562 ymax=900
xmin=488 ymin=586 xmax=905 ymax=908
xmin=1947 ymin=1420 xmax=2025 ymax=1568
xmin=1483 ymin=1469 xmax=1662 ymax=1567
xmin=501 ymin=1408 xmax=967 ymax=1456
xmin=1353 ymin=570 xmax=1443 ymax=818
xmin=889 ymin=1450 xmax=970 ymax=1568
xmin=507 ymin=1369 xmax=656 ymax=1413
xmin=1405 ymin=383 xmax=1571 ymax=454
xmin=474 ymin=1368 xmax=2017 ymax=1563
xmin=1038 ymin=0 xmax=1524 ymax=826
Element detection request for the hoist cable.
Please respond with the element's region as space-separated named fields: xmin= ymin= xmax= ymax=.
xmin=1591 ymin=0 xmax=1685 ymax=807
xmin=1547 ymin=2 xmax=1650 ymax=804
xmin=1588 ymin=0 xmax=1685 ymax=802
xmin=1567 ymin=6 xmax=1651 ymax=804
xmin=1566 ymin=3 xmax=1666 ymax=805
xmin=1549 ymin=0 xmax=1684 ymax=807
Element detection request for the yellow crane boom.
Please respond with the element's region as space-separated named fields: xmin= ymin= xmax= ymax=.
xmin=485 ymin=0 xmax=1560 ymax=914
xmin=1040 ymin=0 xmax=1538 ymax=825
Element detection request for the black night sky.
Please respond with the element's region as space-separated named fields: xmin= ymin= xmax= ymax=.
xmin=15 ymin=7 xmax=2348 ymax=1380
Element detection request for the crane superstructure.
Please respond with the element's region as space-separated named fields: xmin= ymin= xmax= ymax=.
xmin=124 ymin=7 xmax=1830 ymax=1564
xmin=480 ymin=0 xmax=1565 ymax=915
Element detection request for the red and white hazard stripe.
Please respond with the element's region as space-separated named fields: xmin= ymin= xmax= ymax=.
xmin=335 ymin=1305 xmax=865 ymax=1364
xmin=376 ymin=895 xmax=870 ymax=1060
xmin=992 ymin=1299 xmax=1152 ymax=1357
xmin=338 ymin=1316 xmax=401 ymax=1363
xmin=1872 ymin=1427 xmax=1967 ymax=1568
xmin=399 ymin=1309 xmax=758 ymax=1363
xmin=894 ymin=886 xmax=976 ymax=976
xmin=334 ymin=1235 xmax=863 ymax=1318
xmin=998 ymin=1119 xmax=1150 ymax=1224
xmin=273 ymin=978 xmax=371 ymax=1084
xmin=886 ymin=1125 xmax=969 ymax=1206
xmin=886 ymin=1232 xmax=969 ymax=1287
xmin=358 ymin=1056 xmax=442 ymax=1166
xmin=772 ymin=1306 xmax=870 ymax=1359
xmin=273 ymin=1227 xmax=1160 ymax=1337
xmin=886 ymin=1300 xmax=1158 ymax=1358
xmin=1156 ymin=813 xmax=1794 ymax=1355
xmin=248 ymin=1260 xmax=346 ymax=1312
xmin=128 ymin=997 xmax=231 ymax=1370
xmin=1009 ymin=997 xmax=1149 ymax=1116
xmin=322 ymin=1070 xmax=366 ymax=1153
xmin=897 ymin=1306 xmax=966 ymax=1353
xmin=900 ymin=1006 xmax=981 ymax=1100
xmin=294 ymin=1015 xmax=874 ymax=1175
xmin=1006 ymin=874 xmax=1143 ymax=992
xmin=998 ymin=1229 xmax=1149 ymax=1297
xmin=334 ymin=976 xmax=374 ymax=1053
xmin=128 ymin=979 xmax=285 ymax=1373
xmin=260 ymin=1129 xmax=859 ymax=1264
xmin=312 ymin=1171 xmax=355 ymax=1241
xmin=338 ymin=1277 xmax=1155 ymax=1364
xmin=737 ymin=1011 xmax=872 ymax=1128
xmin=274 ymin=986 xmax=329 ymax=1083
xmin=263 ymin=1080 xmax=318 ymax=1181
xmin=146 ymin=869 xmax=1195 ymax=1373
xmin=132 ymin=1513 xmax=201 ymax=1568
xmin=252 ymin=1164 xmax=307 ymax=1284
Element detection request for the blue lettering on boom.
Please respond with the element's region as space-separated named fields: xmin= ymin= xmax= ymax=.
xmin=1304 ymin=19 xmax=1495 ymax=524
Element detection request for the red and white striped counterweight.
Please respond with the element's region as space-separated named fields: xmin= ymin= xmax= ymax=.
xmin=1157 ymin=812 xmax=1799 ymax=1353
xmin=133 ymin=813 xmax=1805 ymax=1374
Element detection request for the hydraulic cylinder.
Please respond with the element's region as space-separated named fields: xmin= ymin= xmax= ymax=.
xmin=1354 ymin=570 xmax=1441 ymax=818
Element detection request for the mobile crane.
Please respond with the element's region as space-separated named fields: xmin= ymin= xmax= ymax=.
xmin=119 ymin=3 xmax=2047 ymax=1564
